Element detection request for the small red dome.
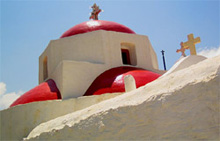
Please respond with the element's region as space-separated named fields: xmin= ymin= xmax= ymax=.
xmin=60 ymin=20 xmax=135 ymax=38
xmin=84 ymin=66 xmax=161 ymax=96
xmin=10 ymin=79 xmax=61 ymax=107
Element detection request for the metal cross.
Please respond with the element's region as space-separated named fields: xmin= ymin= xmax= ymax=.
xmin=176 ymin=42 xmax=187 ymax=57
xmin=90 ymin=3 xmax=102 ymax=20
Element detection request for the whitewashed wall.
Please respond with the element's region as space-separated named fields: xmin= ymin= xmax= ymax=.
xmin=0 ymin=93 xmax=120 ymax=140
xmin=39 ymin=30 xmax=162 ymax=99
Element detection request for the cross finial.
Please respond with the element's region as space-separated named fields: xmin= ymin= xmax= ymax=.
xmin=182 ymin=34 xmax=201 ymax=55
xmin=90 ymin=3 xmax=102 ymax=20
xmin=176 ymin=42 xmax=187 ymax=57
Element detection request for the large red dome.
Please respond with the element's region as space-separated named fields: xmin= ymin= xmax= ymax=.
xmin=10 ymin=79 xmax=61 ymax=107
xmin=84 ymin=66 xmax=161 ymax=96
xmin=9 ymin=67 xmax=160 ymax=107
xmin=60 ymin=20 xmax=135 ymax=38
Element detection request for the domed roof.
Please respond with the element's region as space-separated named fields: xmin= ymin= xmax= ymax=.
xmin=60 ymin=20 xmax=135 ymax=38
xmin=9 ymin=67 xmax=160 ymax=107
xmin=84 ymin=66 xmax=161 ymax=96
xmin=10 ymin=79 xmax=61 ymax=107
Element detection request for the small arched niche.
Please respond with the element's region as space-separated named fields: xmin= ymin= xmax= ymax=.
xmin=121 ymin=42 xmax=137 ymax=66
xmin=43 ymin=56 xmax=48 ymax=80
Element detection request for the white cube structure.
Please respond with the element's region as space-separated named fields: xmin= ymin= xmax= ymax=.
xmin=39 ymin=30 xmax=160 ymax=99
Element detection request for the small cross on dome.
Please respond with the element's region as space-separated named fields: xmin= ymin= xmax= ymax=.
xmin=90 ymin=3 xmax=102 ymax=20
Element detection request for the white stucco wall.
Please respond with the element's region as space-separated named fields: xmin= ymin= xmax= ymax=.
xmin=162 ymin=55 xmax=207 ymax=77
xmin=60 ymin=61 xmax=108 ymax=99
xmin=0 ymin=93 xmax=120 ymax=141
xmin=39 ymin=30 xmax=161 ymax=99
xmin=26 ymin=55 xmax=220 ymax=141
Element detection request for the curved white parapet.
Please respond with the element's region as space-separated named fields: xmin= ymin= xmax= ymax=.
xmin=25 ymin=55 xmax=220 ymax=140
xmin=162 ymin=55 xmax=207 ymax=77
xmin=0 ymin=93 xmax=120 ymax=140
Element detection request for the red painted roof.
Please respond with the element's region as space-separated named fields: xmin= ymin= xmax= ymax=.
xmin=9 ymin=67 xmax=160 ymax=107
xmin=84 ymin=66 xmax=161 ymax=96
xmin=10 ymin=79 xmax=61 ymax=107
xmin=60 ymin=20 xmax=135 ymax=38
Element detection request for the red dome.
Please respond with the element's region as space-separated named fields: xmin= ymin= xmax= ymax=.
xmin=60 ymin=20 xmax=135 ymax=38
xmin=10 ymin=79 xmax=61 ymax=107
xmin=84 ymin=66 xmax=161 ymax=96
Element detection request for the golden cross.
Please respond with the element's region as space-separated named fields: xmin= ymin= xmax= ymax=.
xmin=182 ymin=34 xmax=201 ymax=55
xmin=176 ymin=42 xmax=187 ymax=57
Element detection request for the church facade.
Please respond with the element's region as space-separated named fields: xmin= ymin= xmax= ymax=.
xmin=9 ymin=20 xmax=164 ymax=107
xmin=39 ymin=20 xmax=163 ymax=99
xmin=1 ymin=4 xmax=210 ymax=140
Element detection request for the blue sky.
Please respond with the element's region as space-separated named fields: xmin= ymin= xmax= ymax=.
xmin=0 ymin=0 xmax=219 ymax=109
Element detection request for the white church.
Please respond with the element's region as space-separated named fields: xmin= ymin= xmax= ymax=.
xmin=1 ymin=4 xmax=209 ymax=140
